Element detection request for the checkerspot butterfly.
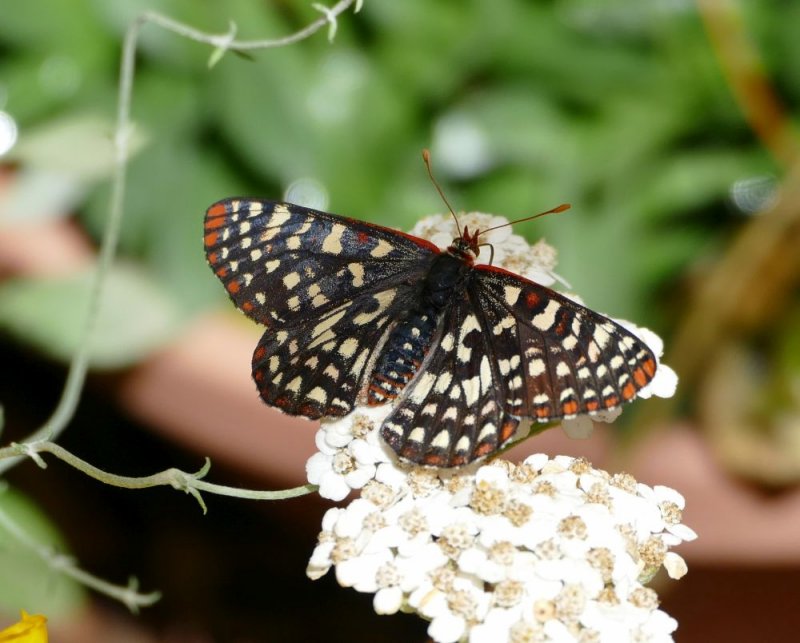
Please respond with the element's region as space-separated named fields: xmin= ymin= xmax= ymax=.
xmin=204 ymin=198 xmax=657 ymax=467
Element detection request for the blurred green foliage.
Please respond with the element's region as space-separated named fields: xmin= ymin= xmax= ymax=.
xmin=0 ymin=0 xmax=791 ymax=354
xmin=0 ymin=488 xmax=85 ymax=617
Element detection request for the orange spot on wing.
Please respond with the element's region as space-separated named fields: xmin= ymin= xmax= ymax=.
xmin=207 ymin=203 xmax=228 ymax=217
xmin=604 ymin=395 xmax=619 ymax=407
xmin=204 ymin=231 xmax=220 ymax=246
xmin=642 ymin=357 xmax=656 ymax=377
xmin=254 ymin=346 xmax=267 ymax=360
xmin=535 ymin=407 xmax=551 ymax=419
xmin=207 ymin=251 xmax=219 ymax=263
xmin=622 ymin=381 xmax=636 ymax=400
xmin=500 ymin=420 xmax=517 ymax=441
xmin=226 ymin=280 xmax=241 ymax=294
xmin=633 ymin=366 xmax=648 ymax=387
xmin=204 ymin=216 xmax=226 ymax=230
xmin=474 ymin=442 xmax=495 ymax=458
xmin=526 ymin=292 xmax=540 ymax=308
xmin=561 ymin=400 xmax=578 ymax=415
xmin=357 ymin=231 xmax=369 ymax=244
xmin=422 ymin=452 xmax=448 ymax=467
xmin=215 ymin=266 xmax=229 ymax=277
xmin=242 ymin=301 xmax=254 ymax=313
xmin=585 ymin=399 xmax=599 ymax=411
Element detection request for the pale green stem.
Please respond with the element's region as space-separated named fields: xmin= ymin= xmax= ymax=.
xmin=0 ymin=502 xmax=161 ymax=613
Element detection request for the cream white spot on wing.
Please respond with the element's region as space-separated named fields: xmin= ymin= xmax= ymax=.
xmin=556 ymin=361 xmax=571 ymax=377
xmin=528 ymin=359 xmax=546 ymax=377
xmin=532 ymin=299 xmax=561 ymax=331
xmin=408 ymin=427 xmax=426 ymax=444
xmin=422 ymin=403 xmax=437 ymax=416
xmin=370 ymin=239 xmax=393 ymax=258
xmin=351 ymin=348 xmax=369 ymax=375
xmin=322 ymin=223 xmax=346 ymax=254
xmin=348 ymin=263 xmax=365 ymax=287
xmin=308 ymin=387 xmax=328 ymax=405
xmin=463 ymin=375 xmax=481 ymax=406
xmin=338 ymin=337 xmax=359 ymax=358
xmin=593 ymin=325 xmax=611 ymax=348
xmin=441 ymin=333 xmax=455 ymax=352
xmin=455 ymin=436 xmax=471 ymax=452
xmin=563 ymin=335 xmax=578 ymax=350
xmin=410 ymin=372 xmax=437 ymax=403
xmin=283 ymin=272 xmax=301 ymax=290
xmin=477 ymin=423 xmax=497 ymax=442
xmin=286 ymin=376 xmax=302 ymax=393
xmin=493 ymin=316 xmax=516 ymax=335
xmin=434 ymin=372 xmax=453 ymax=394
xmin=504 ymin=285 xmax=521 ymax=306
xmin=249 ymin=248 xmax=262 ymax=261
xmin=431 ymin=430 xmax=450 ymax=449
xmin=269 ymin=204 xmax=291 ymax=227
xmin=265 ymin=259 xmax=280 ymax=273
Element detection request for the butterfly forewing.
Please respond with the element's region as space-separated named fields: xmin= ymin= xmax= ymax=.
xmin=205 ymin=199 xmax=439 ymax=418
xmin=205 ymin=199 xmax=438 ymax=326
xmin=472 ymin=265 xmax=657 ymax=421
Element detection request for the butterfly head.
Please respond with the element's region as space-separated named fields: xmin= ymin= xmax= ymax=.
xmin=448 ymin=225 xmax=481 ymax=263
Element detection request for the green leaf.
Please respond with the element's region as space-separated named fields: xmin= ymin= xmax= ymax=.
xmin=0 ymin=264 xmax=183 ymax=369
xmin=0 ymin=487 xmax=85 ymax=617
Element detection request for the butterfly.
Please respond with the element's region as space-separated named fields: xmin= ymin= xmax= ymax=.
xmin=204 ymin=198 xmax=657 ymax=467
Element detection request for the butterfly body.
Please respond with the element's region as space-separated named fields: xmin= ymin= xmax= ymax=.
xmin=205 ymin=198 xmax=657 ymax=467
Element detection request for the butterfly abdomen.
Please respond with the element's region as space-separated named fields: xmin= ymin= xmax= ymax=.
xmin=367 ymin=252 xmax=472 ymax=405
xmin=367 ymin=311 xmax=437 ymax=403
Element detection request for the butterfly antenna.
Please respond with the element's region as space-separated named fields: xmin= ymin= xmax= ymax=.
xmin=422 ymin=149 xmax=461 ymax=236
xmin=478 ymin=203 xmax=571 ymax=237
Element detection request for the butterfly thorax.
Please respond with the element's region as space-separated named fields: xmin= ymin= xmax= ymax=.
xmin=367 ymin=245 xmax=474 ymax=406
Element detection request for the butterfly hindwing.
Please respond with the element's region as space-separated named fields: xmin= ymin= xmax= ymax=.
xmin=380 ymin=290 xmax=519 ymax=467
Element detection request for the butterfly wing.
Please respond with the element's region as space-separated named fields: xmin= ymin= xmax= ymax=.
xmin=472 ymin=265 xmax=657 ymax=422
xmin=380 ymin=265 xmax=657 ymax=467
xmin=380 ymin=290 xmax=519 ymax=467
xmin=205 ymin=198 xmax=440 ymax=418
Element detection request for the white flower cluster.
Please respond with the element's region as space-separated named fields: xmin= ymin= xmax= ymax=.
xmin=307 ymin=453 xmax=696 ymax=642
